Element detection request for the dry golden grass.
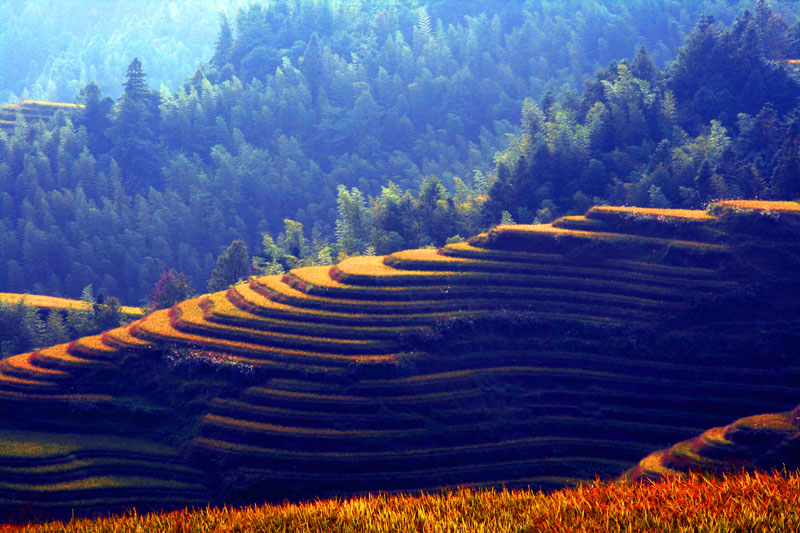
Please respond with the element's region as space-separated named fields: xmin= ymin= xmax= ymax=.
xmin=10 ymin=470 xmax=800 ymax=532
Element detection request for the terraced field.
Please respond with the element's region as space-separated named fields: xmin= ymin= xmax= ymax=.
xmin=625 ymin=405 xmax=800 ymax=482
xmin=0 ymin=293 xmax=144 ymax=318
xmin=0 ymin=430 xmax=208 ymax=520
xmin=0 ymin=101 xmax=83 ymax=132
xmin=1 ymin=200 xmax=799 ymax=519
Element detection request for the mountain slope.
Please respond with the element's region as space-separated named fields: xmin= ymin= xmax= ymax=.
xmin=0 ymin=200 xmax=798 ymax=519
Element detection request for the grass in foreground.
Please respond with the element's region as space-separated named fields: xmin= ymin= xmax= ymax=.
xmin=5 ymin=469 xmax=799 ymax=532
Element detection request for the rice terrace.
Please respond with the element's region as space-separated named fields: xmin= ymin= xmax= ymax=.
xmin=6 ymin=0 xmax=800 ymax=529
xmin=0 ymin=200 xmax=799 ymax=529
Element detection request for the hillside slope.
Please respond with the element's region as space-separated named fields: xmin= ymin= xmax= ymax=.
xmin=0 ymin=200 xmax=799 ymax=520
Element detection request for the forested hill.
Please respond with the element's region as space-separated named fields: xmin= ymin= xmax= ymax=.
xmin=2 ymin=0 xmax=791 ymax=104
xmin=2 ymin=0 xmax=800 ymax=305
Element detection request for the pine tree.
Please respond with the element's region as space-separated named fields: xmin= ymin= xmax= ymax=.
xmin=21 ymin=304 xmax=45 ymax=350
xmin=76 ymin=82 xmax=113 ymax=153
xmin=43 ymin=309 xmax=68 ymax=347
xmin=301 ymin=32 xmax=324 ymax=98
xmin=93 ymin=296 xmax=123 ymax=331
xmin=211 ymin=13 xmax=234 ymax=71
xmin=109 ymin=58 xmax=163 ymax=190
xmin=123 ymin=58 xmax=148 ymax=100
xmin=207 ymin=240 xmax=250 ymax=292
xmin=631 ymin=46 xmax=657 ymax=83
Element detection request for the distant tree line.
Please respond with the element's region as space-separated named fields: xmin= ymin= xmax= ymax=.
xmin=0 ymin=0 xmax=250 ymax=104
xmin=2 ymin=0 xmax=800 ymax=305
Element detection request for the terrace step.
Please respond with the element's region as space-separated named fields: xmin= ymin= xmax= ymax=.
xmin=255 ymin=273 xmax=676 ymax=323
xmin=230 ymin=282 xmax=494 ymax=326
xmin=101 ymin=324 xmax=155 ymax=351
xmin=239 ymin=386 xmax=490 ymax=414
xmin=200 ymin=413 xmax=701 ymax=454
xmin=626 ymin=407 xmax=800 ymax=483
xmin=297 ymin=265 xmax=703 ymax=304
xmin=441 ymin=242 xmax=725 ymax=280
xmin=67 ymin=335 xmax=123 ymax=362
xmin=30 ymin=344 xmax=111 ymax=372
xmin=130 ymin=308 xmax=395 ymax=368
xmin=208 ymin=398 xmax=429 ymax=431
xmin=0 ymin=429 xmax=207 ymax=519
xmin=0 ymin=353 xmax=69 ymax=382
xmin=192 ymin=434 xmax=654 ymax=474
xmin=551 ymin=215 xmax=610 ymax=232
xmin=582 ymin=206 xmax=722 ymax=243
xmin=0 ymin=370 xmax=59 ymax=393
xmin=205 ymin=291 xmax=409 ymax=339
xmin=387 ymin=249 xmax=735 ymax=293
xmin=474 ymin=224 xmax=729 ymax=268
xmin=171 ymin=298 xmax=397 ymax=355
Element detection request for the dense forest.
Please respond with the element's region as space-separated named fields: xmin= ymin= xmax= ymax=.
xmin=0 ymin=0 xmax=256 ymax=104
xmin=2 ymin=0 xmax=800 ymax=304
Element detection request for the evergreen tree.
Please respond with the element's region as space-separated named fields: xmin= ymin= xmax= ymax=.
xmin=93 ymin=296 xmax=124 ymax=331
xmin=208 ymin=240 xmax=250 ymax=292
xmin=301 ymin=32 xmax=324 ymax=97
xmin=282 ymin=220 xmax=307 ymax=260
xmin=75 ymin=82 xmax=114 ymax=154
xmin=122 ymin=58 xmax=148 ymax=100
xmin=43 ymin=309 xmax=68 ymax=347
xmin=108 ymin=58 xmax=163 ymax=190
xmin=631 ymin=46 xmax=658 ymax=83
xmin=211 ymin=13 xmax=234 ymax=72
xmin=21 ymin=304 xmax=45 ymax=350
